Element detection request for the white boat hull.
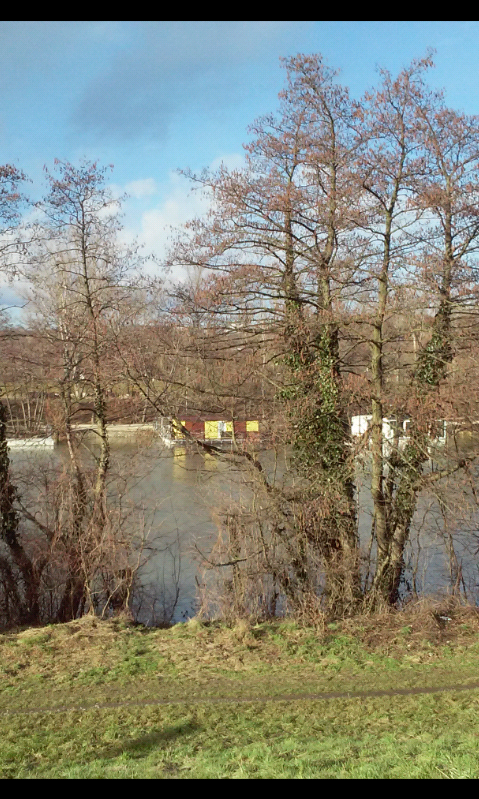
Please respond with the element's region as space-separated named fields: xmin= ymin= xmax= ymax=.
xmin=7 ymin=436 xmax=55 ymax=449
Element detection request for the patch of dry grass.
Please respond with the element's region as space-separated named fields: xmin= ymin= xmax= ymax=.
xmin=340 ymin=597 xmax=479 ymax=654
xmin=1 ymin=598 xmax=479 ymax=707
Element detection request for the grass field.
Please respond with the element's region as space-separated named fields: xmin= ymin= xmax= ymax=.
xmin=2 ymin=602 xmax=479 ymax=778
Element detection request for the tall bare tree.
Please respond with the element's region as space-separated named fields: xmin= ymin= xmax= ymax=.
xmin=164 ymin=52 xmax=479 ymax=617
xmin=12 ymin=160 xmax=145 ymax=622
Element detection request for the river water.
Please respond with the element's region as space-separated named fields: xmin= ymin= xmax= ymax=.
xmin=9 ymin=440 xmax=232 ymax=624
xmin=9 ymin=439 xmax=479 ymax=622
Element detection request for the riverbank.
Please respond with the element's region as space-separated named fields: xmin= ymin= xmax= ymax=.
xmin=2 ymin=601 xmax=479 ymax=778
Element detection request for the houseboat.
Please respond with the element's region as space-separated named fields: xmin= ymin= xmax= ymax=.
xmin=158 ymin=415 xmax=261 ymax=447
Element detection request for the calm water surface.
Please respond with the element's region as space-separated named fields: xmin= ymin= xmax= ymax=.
xmin=9 ymin=439 xmax=479 ymax=622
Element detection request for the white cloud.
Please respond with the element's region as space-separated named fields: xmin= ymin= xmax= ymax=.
xmin=136 ymin=173 xmax=210 ymax=281
xmin=124 ymin=178 xmax=158 ymax=199
xmin=208 ymin=153 xmax=245 ymax=172
xmin=122 ymin=153 xmax=245 ymax=281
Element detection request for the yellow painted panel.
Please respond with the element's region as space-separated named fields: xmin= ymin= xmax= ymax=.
xmin=173 ymin=420 xmax=186 ymax=439
xmin=204 ymin=420 xmax=219 ymax=439
xmin=225 ymin=421 xmax=233 ymax=433
xmin=246 ymin=420 xmax=259 ymax=432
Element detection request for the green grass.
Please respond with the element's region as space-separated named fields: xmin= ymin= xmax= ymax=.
xmin=2 ymin=607 xmax=479 ymax=778
xmin=3 ymin=693 xmax=479 ymax=778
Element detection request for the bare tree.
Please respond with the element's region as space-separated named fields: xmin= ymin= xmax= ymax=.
xmin=1 ymin=159 xmax=148 ymax=624
xmin=162 ymin=52 xmax=479 ymax=618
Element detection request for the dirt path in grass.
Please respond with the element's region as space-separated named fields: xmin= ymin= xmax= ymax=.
xmin=2 ymin=680 xmax=479 ymax=716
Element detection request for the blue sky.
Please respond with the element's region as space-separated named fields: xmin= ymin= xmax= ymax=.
xmin=3 ymin=21 xmax=479 ymax=271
